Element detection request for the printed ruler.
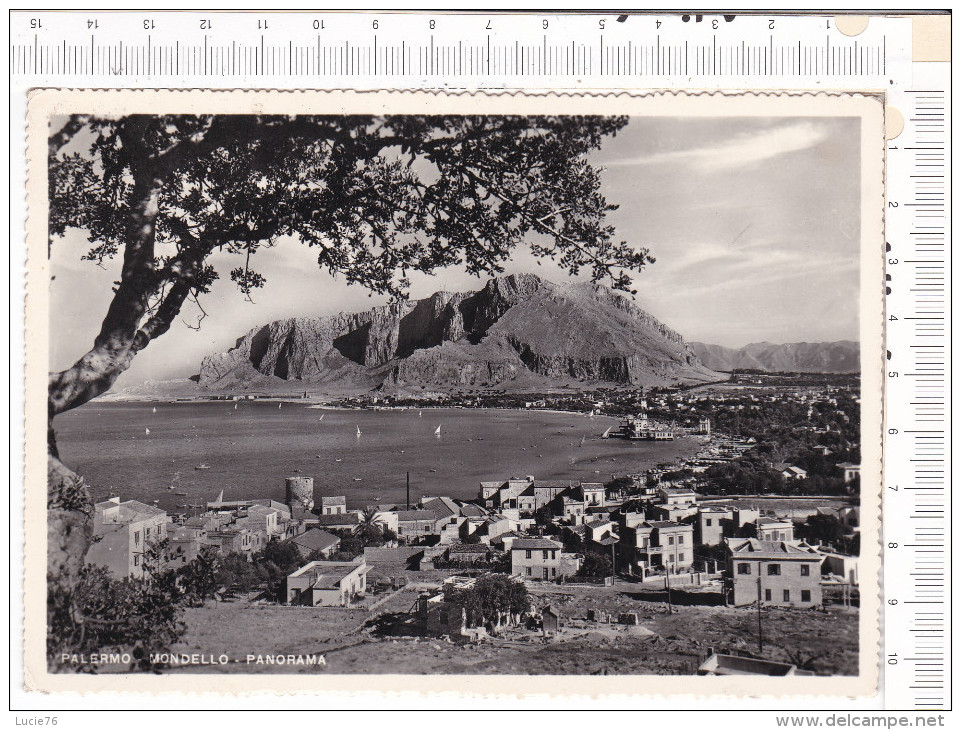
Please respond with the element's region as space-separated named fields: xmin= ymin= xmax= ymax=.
xmin=8 ymin=10 xmax=950 ymax=710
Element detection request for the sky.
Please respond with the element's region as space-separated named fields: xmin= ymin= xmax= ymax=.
xmin=49 ymin=115 xmax=861 ymax=385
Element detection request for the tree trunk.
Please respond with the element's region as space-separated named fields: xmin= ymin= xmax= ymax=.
xmin=47 ymin=128 xmax=167 ymax=583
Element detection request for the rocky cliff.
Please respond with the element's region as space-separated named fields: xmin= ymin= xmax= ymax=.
xmin=198 ymin=274 xmax=721 ymax=392
xmin=689 ymin=340 xmax=860 ymax=373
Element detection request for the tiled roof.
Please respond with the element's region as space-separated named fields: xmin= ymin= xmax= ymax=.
xmin=313 ymin=513 xmax=360 ymax=527
xmin=292 ymin=529 xmax=341 ymax=553
xmin=395 ymin=510 xmax=436 ymax=522
xmin=459 ymin=503 xmax=488 ymax=518
xmin=510 ymin=538 xmax=562 ymax=550
xmin=448 ymin=543 xmax=491 ymax=554
xmin=321 ymin=496 xmax=347 ymax=505
xmin=728 ymin=539 xmax=821 ymax=559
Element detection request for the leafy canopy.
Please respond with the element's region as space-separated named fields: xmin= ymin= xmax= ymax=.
xmin=50 ymin=114 xmax=651 ymax=308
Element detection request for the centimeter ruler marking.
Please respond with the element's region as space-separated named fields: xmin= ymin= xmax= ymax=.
xmin=12 ymin=32 xmax=886 ymax=78
xmin=889 ymin=88 xmax=950 ymax=710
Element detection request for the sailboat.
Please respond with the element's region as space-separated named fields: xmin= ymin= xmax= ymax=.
xmin=601 ymin=426 xmax=613 ymax=439
xmin=356 ymin=425 xmax=362 ymax=437
xmin=580 ymin=435 xmax=586 ymax=447
xmin=318 ymin=414 xmax=324 ymax=421
xmin=145 ymin=427 xmax=151 ymax=436
xmin=434 ymin=425 xmax=442 ymax=436
xmin=418 ymin=411 xmax=423 ymax=418
xmin=152 ymin=406 xmax=157 ymax=414
xmin=234 ymin=403 xmax=238 ymax=410
xmin=278 ymin=403 xmax=282 ymax=409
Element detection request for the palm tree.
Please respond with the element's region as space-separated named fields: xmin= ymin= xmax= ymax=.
xmin=354 ymin=507 xmax=386 ymax=547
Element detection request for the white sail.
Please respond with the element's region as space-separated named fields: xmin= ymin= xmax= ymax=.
xmin=318 ymin=414 xmax=324 ymax=421
xmin=152 ymin=406 xmax=157 ymax=414
xmin=419 ymin=411 xmax=423 ymax=417
xmin=145 ymin=428 xmax=150 ymax=435
xmin=278 ymin=403 xmax=282 ymax=409
xmin=602 ymin=427 xmax=612 ymax=438
xmin=580 ymin=435 xmax=586 ymax=446
xmin=215 ymin=488 xmax=224 ymax=504
xmin=234 ymin=403 xmax=238 ymax=410
xmin=434 ymin=425 xmax=442 ymax=436
xmin=356 ymin=426 xmax=362 ymax=436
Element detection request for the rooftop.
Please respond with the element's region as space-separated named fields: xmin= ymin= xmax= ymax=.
xmin=728 ymin=539 xmax=821 ymax=560
xmin=511 ymin=538 xmax=563 ymax=551
xmin=394 ymin=509 xmax=437 ymax=522
xmin=292 ymin=529 xmax=341 ymax=553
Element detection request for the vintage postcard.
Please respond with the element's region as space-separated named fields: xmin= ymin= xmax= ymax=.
xmin=24 ymin=89 xmax=883 ymax=697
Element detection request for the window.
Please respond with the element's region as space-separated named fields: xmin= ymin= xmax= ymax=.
xmin=551 ymin=550 xmax=557 ymax=560
xmin=737 ymin=563 xmax=751 ymax=575
xmin=526 ymin=550 xmax=532 ymax=560
xmin=800 ymin=564 xmax=810 ymax=577
xmin=542 ymin=568 xmax=549 ymax=580
xmin=542 ymin=550 xmax=549 ymax=560
xmin=767 ymin=564 xmax=781 ymax=576
xmin=668 ymin=536 xmax=674 ymax=545
xmin=783 ymin=589 xmax=790 ymax=602
xmin=551 ymin=568 xmax=557 ymax=578
xmin=705 ymin=519 xmax=713 ymax=527
xmin=668 ymin=554 xmax=675 ymax=562
xmin=526 ymin=567 xmax=532 ymax=576
xmin=134 ymin=531 xmax=140 ymax=546
xmin=801 ymin=590 xmax=811 ymax=602
xmin=764 ymin=589 xmax=772 ymax=601
xmin=678 ymin=535 xmax=684 ymax=545
xmin=134 ymin=554 xmax=140 ymax=567
xmin=678 ymin=553 xmax=684 ymax=562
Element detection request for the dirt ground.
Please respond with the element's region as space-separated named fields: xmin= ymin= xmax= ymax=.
xmin=169 ymin=582 xmax=859 ymax=676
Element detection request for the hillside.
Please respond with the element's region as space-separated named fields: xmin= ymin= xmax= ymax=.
xmin=689 ymin=341 xmax=860 ymax=373
xmin=197 ymin=274 xmax=721 ymax=394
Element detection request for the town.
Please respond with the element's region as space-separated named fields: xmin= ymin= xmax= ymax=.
xmin=81 ymin=376 xmax=861 ymax=677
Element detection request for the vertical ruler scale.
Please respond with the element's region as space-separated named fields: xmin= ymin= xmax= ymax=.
xmin=884 ymin=84 xmax=951 ymax=710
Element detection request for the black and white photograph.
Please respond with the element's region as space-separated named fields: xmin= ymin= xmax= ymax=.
xmin=27 ymin=89 xmax=883 ymax=694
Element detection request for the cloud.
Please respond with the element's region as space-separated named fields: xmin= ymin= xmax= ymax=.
xmin=610 ymin=121 xmax=830 ymax=174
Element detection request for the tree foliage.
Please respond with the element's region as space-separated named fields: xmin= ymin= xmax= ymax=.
xmin=47 ymin=566 xmax=185 ymax=672
xmin=442 ymin=574 xmax=530 ymax=629
xmin=48 ymin=114 xmax=650 ymax=423
xmin=577 ymin=552 xmax=613 ymax=578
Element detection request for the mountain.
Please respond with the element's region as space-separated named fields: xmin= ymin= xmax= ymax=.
xmin=689 ymin=341 xmax=860 ymax=373
xmin=197 ymin=273 xmax=721 ymax=393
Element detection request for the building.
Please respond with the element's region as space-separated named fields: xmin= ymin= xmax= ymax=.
xmin=626 ymin=521 xmax=695 ymax=576
xmin=696 ymin=506 xmax=733 ymax=546
xmin=166 ymin=524 xmax=207 ymax=567
xmin=837 ymin=463 xmax=861 ymax=483
xmin=780 ymin=465 xmax=808 ymax=480
xmin=446 ymin=543 xmax=492 ymax=565
xmin=584 ymin=518 xmax=617 ymax=544
xmin=726 ymin=538 xmax=823 ymax=607
xmin=320 ymin=496 xmax=347 ymax=515
xmin=284 ymin=559 xmax=370 ymax=607
xmin=395 ymin=510 xmax=439 ymax=541
xmin=510 ymin=538 xmax=565 ymax=580
xmin=291 ymin=528 xmax=342 ymax=558
xmin=580 ymin=483 xmax=606 ymax=508
xmin=657 ymin=487 xmax=697 ymax=506
xmin=541 ymin=605 xmax=561 ymax=633
xmin=755 ymin=516 xmax=795 ymax=543
xmin=561 ymin=496 xmax=586 ymax=525
xmin=86 ymin=498 xmax=168 ymax=578
xmin=820 ymin=551 xmax=860 ymax=586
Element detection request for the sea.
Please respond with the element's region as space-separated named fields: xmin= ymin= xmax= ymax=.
xmin=55 ymin=402 xmax=702 ymax=515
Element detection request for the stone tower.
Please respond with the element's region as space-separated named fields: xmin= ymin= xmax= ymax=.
xmin=285 ymin=476 xmax=315 ymax=512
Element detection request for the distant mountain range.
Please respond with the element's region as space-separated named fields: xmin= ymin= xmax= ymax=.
xmin=197 ymin=273 xmax=722 ymax=394
xmin=689 ymin=341 xmax=860 ymax=373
